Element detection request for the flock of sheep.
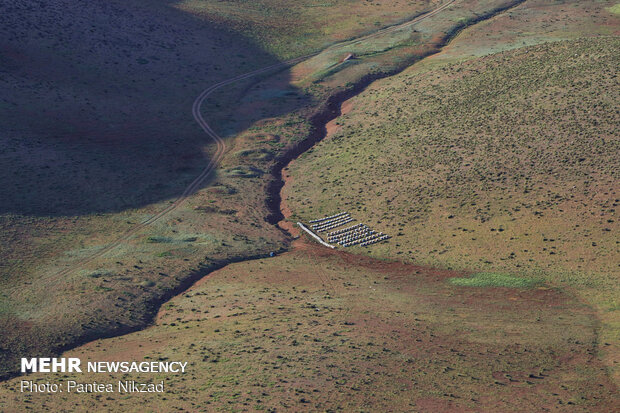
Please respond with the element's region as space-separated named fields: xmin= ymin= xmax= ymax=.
xmin=308 ymin=212 xmax=390 ymax=248
xmin=310 ymin=212 xmax=354 ymax=233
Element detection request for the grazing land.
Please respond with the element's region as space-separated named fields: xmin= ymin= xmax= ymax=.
xmin=285 ymin=36 xmax=620 ymax=380
xmin=1 ymin=243 xmax=617 ymax=411
xmin=174 ymin=0 xmax=441 ymax=59
xmin=0 ymin=0 xmax=286 ymax=379
xmin=0 ymin=0 xmax=618 ymax=409
xmin=0 ymin=0 xmax=526 ymax=379
xmin=0 ymin=0 xmax=448 ymax=378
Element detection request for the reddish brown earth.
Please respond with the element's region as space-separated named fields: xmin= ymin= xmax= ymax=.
xmin=279 ymin=98 xmax=355 ymax=236
xmin=1 ymin=238 xmax=616 ymax=411
xmin=278 ymin=166 xmax=301 ymax=236
xmin=325 ymin=99 xmax=354 ymax=137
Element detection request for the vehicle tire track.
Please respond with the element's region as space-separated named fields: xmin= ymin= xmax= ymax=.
xmin=49 ymin=0 xmax=457 ymax=279
xmin=50 ymin=57 xmax=310 ymax=279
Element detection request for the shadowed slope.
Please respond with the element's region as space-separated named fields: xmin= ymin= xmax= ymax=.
xmin=0 ymin=0 xmax=285 ymax=216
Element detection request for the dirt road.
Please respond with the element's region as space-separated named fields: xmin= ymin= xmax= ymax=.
xmin=50 ymin=0 xmax=457 ymax=278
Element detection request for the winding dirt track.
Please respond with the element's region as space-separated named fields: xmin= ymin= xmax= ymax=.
xmin=51 ymin=0 xmax=456 ymax=279
xmin=51 ymin=56 xmax=310 ymax=279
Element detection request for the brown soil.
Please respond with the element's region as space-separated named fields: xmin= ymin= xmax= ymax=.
xmin=279 ymin=99 xmax=355 ymax=236
xmin=325 ymin=99 xmax=354 ymax=137
xmin=278 ymin=165 xmax=300 ymax=236
xmin=2 ymin=239 xmax=616 ymax=411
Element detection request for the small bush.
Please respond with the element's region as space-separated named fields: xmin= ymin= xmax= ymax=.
xmin=146 ymin=236 xmax=173 ymax=243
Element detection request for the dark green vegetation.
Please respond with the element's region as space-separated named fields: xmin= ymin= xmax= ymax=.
xmin=1 ymin=246 xmax=616 ymax=411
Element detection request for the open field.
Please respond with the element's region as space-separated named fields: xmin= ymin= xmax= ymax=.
xmin=1 ymin=0 xmax=618 ymax=409
xmin=1 ymin=242 xmax=617 ymax=411
xmin=0 ymin=0 xmax=526 ymax=379
xmin=0 ymin=0 xmax=447 ymax=378
xmin=0 ymin=0 xmax=293 ymax=379
xmin=285 ymin=35 xmax=620 ymax=380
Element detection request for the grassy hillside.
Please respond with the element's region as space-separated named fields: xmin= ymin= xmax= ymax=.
xmin=285 ymin=36 xmax=619 ymax=376
xmin=0 ymin=0 xmax=289 ymax=379
xmin=0 ymin=0 xmax=524 ymax=379
xmin=174 ymin=0 xmax=439 ymax=59
xmin=1 ymin=244 xmax=616 ymax=411
xmin=1 ymin=0 xmax=617 ymax=408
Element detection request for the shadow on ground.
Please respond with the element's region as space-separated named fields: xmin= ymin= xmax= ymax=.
xmin=0 ymin=0 xmax=307 ymax=216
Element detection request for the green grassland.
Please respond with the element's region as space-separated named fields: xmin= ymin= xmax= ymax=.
xmin=1 ymin=247 xmax=616 ymax=411
xmin=608 ymin=3 xmax=620 ymax=15
xmin=285 ymin=36 xmax=620 ymax=379
xmin=416 ymin=0 xmax=620 ymax=64
xmin=449 ymin=272 xmax=539 ymax=288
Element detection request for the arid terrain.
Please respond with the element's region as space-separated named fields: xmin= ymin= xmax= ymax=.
xmin=284 ymin=3 xmax=620 ymax=383
xmin=0 ymin=0 xmax=618 ymax=411
xmin=1 ymin=242 xmax=617 ymax=411
xmin=0 ymin=0 xmax=527 ymax=380
xmin=1 ymin=0 xmax=446 ymax=379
